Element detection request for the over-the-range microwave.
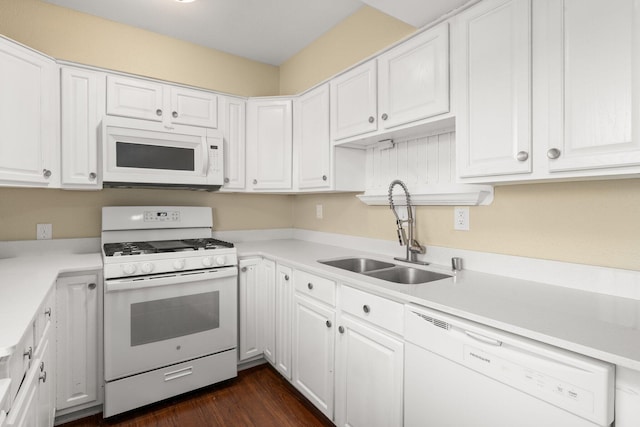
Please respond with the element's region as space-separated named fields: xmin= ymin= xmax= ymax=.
xmin=101 ymin=116 xmax=224 ymax=191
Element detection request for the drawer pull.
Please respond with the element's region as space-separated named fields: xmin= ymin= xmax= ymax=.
xmin=44 ymin=307 xmax=52 ymax=317
xmin=164 ymin=366 xmax=193 ymax=382
xmin=39 ymin=361 xmax=44 ymax=372
xmin=39 ymin=371 xmax=47 ymax=383
xmin=307 ymin=282 xmax=313 ymax=290
xmin=363 ymin=304 xmax=370 ymax=314
xmin=24 ymin=346 xmax=32 ymax=359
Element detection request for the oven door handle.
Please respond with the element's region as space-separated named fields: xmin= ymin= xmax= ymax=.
xmin=105 ymin=267 xmax=238 ymax=293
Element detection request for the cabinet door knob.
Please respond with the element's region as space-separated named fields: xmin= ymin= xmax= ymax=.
xmin=42 ymin=169 xmax=52 ymax=178
xmin=322 ymin=175 xmax=327 ymax=181
xmin=326 ymin=320 xmax=332 ymax=328
xmin=253 ymin=179 xmax=258 ymax=185
xmin=39 ymin=361 xmax=45 ymax=372
xmin=368 ymin=116 xmax=375 ymax=123
xmin=156 ymin=109 xmax=163 ymax=116
xmin=363 ymin=304 xmax=370 ymax=314
xmin=224 ymin=177 xmax=230 ymax=183
xmin=172 ymin=111 xmax=178 ymax=118
xmin=44 ymin=307 xmax=52 ymax=317
xmin=241 ymin=266 xmax=247 ymax=272
xmin=89 ymin=172 xmax=97 ymax=180
xmin=39 ymin=370 xmax=47 ymax=383
xmin=284 ymin=274 xmax=290 ymax=281
xmin=307 ymin=282 xmax=313 ymax=290
xmin=547 ymin=148 xmax=561 ymax=159
xmin=516 ymin=151 xmax=529 ymax=162
xmin=381 ymin=113 xmax=388 ymax=121
xmin=24 ymin=346 xmax=32 ymax=359
xmin=88 ymin=283 xmax=96 ymax=290
xmin=338 ymin=326 xmax=345 ymax=334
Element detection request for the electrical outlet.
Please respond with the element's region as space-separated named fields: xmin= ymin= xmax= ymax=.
xmin=36 ymin=223 xmax=52 ymax=240
xmin=454 ymin=207 xmax=469 ymax=231
xmin=316 ymin=204 xmax=323 ymax=219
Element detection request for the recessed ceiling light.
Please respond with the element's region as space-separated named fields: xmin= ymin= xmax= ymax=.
xmin=175 ymin=0 xmax=196 ymax=3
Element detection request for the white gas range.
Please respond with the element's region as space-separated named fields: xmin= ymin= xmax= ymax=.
xmin=101 ymin=206 xmax=238 ymax=418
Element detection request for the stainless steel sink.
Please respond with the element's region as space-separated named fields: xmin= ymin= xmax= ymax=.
xmin=318 ymin=257 xmax=395 ymax=273
xmin=364 ymin=266 xmax=451 ymax=285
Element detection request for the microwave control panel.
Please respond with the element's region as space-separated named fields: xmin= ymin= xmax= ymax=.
xmin=208 ymin=144 xmax=220 ymax=173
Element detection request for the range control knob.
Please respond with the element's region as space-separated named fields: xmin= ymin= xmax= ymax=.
xmin=122 ymin=264 xmax=137 ymax=275
xmin=141 ymin=263 xmax=154 ymax=274
xmin=173 ymin=259 xmax=186 ymax=270
xmin=215 ymin=256 xmax=226 ymax=266
xmin=202 ymin=257 xmax=213 ymax=267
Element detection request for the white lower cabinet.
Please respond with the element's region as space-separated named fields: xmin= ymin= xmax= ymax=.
xmin=334 ymin=314 xmax=404 ymax=427
xmin=55 ymin=273 xmax=102 ymax=414
xmin=292 ymin=294 xmax=335 ymax=419
xmin=275 ymin=264 xmax=293 ymax=379
xmin=261 ymin=259 xmax=277 ymax=365
xmin=239 ymin=258 xmax=266 ymax=361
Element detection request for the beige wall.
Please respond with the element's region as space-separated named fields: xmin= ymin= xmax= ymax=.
xmin=279 ymin=7 xmax=415 ymax=95
xmin=0 ymin=188 xmax=293 ymax=240
xmin=0 ymin=0 xmax=279 ymax=96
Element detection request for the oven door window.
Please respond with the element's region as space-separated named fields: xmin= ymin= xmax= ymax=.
xmin=116 ymin=141 xmax=195 ymax=171
xmin=130 ymin=291 xmax=219 ymax=346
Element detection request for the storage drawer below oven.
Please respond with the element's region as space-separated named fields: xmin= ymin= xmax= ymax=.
xmin=104 ymin=349 xmax=237 ymax=418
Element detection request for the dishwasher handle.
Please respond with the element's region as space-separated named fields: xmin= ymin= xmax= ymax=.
xmin=464 ymin=330 xmax=503 ymax=347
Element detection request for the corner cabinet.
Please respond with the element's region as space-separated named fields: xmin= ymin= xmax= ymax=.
xmin=246 ymin=98 xmax=293 ymax=191
xmin=60 ymin=66 xmax=105 ymax=189
xmin=454 ymin=0 xmax=532 ymax=180
xmin=0 ymin=37 xmax=59 ymax=188
xmin=55 ymin=273 xmax=103 ymax=415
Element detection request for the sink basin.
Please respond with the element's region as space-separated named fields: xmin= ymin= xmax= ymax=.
xmin=364 ymin=266 xmax=451 ymax=285
xmin=318 ymin=257 xmax=396 ymax=273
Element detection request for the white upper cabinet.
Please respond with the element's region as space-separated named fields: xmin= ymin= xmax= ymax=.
xmin=377 ymin=23 xmax=450 ymax=130
xmin=330 ymin=60 xmax=378 ymax=141
xmin=295 ymin=84 xmax=332 ymax=190
xmin=219 ymin=96 xmax=246 ymax=190
xmin=331 ymin=23 xmax=451 ymax=145
xmin=0 ymin=37 xmax=59 ymax=188
xmin=106 ymin=75 xmax=218 ymax=129
xmin=60 ymin=66 xmax=104 ymax=189
xmin=455 ymin=0 xmax=532 ymax=179
xmin=246 ymin=98 xmax=293 ymax=191
xmin=538 ymin=0 xmax=640 ymax=174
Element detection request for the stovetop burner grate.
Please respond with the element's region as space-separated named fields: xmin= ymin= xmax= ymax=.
xmin=104 ymin=238 xmax=234 ymax=257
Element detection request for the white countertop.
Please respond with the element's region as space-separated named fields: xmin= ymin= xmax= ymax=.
xmin=0 ymin=253 xmax=103 ymax=358
xmin=236 ymin=239 xmax=640 ymax=371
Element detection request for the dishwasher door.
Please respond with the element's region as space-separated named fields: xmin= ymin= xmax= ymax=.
xmin=404 ymin=304 xmax=615 ymax=427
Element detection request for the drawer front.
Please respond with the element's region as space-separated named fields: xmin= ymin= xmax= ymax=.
xmin=295 ymin=270 xmax=336 ymax=306
xmin=340 ymin=286 xmax=404 ymax=335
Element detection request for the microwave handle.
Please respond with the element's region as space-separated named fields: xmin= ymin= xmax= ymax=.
xmin=203 ymin=143 xmax=210 ymax=175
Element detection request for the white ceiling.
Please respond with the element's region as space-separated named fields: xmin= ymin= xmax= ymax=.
xmin=42 ymin=0 xmax=469 ymax=66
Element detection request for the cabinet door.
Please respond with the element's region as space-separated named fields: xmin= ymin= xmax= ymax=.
xmin=455 ymin=0 xmax=532 ymax=178
xmin=330 ymin=61 xmax=377 ymax=140
xmin=239 ymin=258 xmax=262 ymax=361
xmin=275 ymin=264 xmax=293 ymax=379
xmin=378 ymin=23 xmax=450 ymax=130
xmin=169 ymin=86 xmax=218 ymax=128
xmin=106 ymin=75 xmax=163 ymax=122
xmin=246 ymin=99 xmax=293 ymax=190
xmin=36 ymin=330 xmax=53 ymax=427
xmin=0 ymin=38 xmax=58 ymax=187
xmin=220 ymin=96 xmax=246 ymax=190
xmin=56 ymin=274 xmax=101 ymax=411
xmin=60 ymin=67 xmax=103 ymax=189
xmin=542 ymin=0 xmax=640 ymax=172
xmin=334 ymin=315 xmax=403 ymax=427
xmin=5 ymin=361 xmax=39 ymax=427
xmin=261 ymin=259 xmax=276 ymax=365
xmin=292 ymin=295 xmax=335 ymax=419
xmin=295 ymin=84 xmax=331 ymax=190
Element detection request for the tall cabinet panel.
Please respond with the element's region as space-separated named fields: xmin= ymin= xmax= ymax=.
xmin=246 ymin=98 xmax=292 ymax=190
xmin=238 ymin=258 xmax=262 ymax=361
xmin=0 ymin=38 xmax=59 ymax=188
xmin=540 ymin=0 xmax=640 ymax=172
xmin=60 ymin=66 xmax=104 ymax=189
xmin=455 ymin=0 xmax=532 ymax=179
xmin=261 ymin=259 xmax=277 ymax=365
xmin=219 ymin=96 xmax=246 ymax=190
xmin=275 ymin=264 xmax=293 ymax=380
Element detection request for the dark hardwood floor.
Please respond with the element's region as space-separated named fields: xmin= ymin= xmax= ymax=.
xmin=61 ymin=364 xmax=334 ymax=427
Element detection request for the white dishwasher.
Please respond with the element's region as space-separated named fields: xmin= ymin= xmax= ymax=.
xmin=404 ymin=304 xmax=615 ymax=427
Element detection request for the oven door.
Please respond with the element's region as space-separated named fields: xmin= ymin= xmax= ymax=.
xmin=104 ymin=266 xmax=237 ymax=381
